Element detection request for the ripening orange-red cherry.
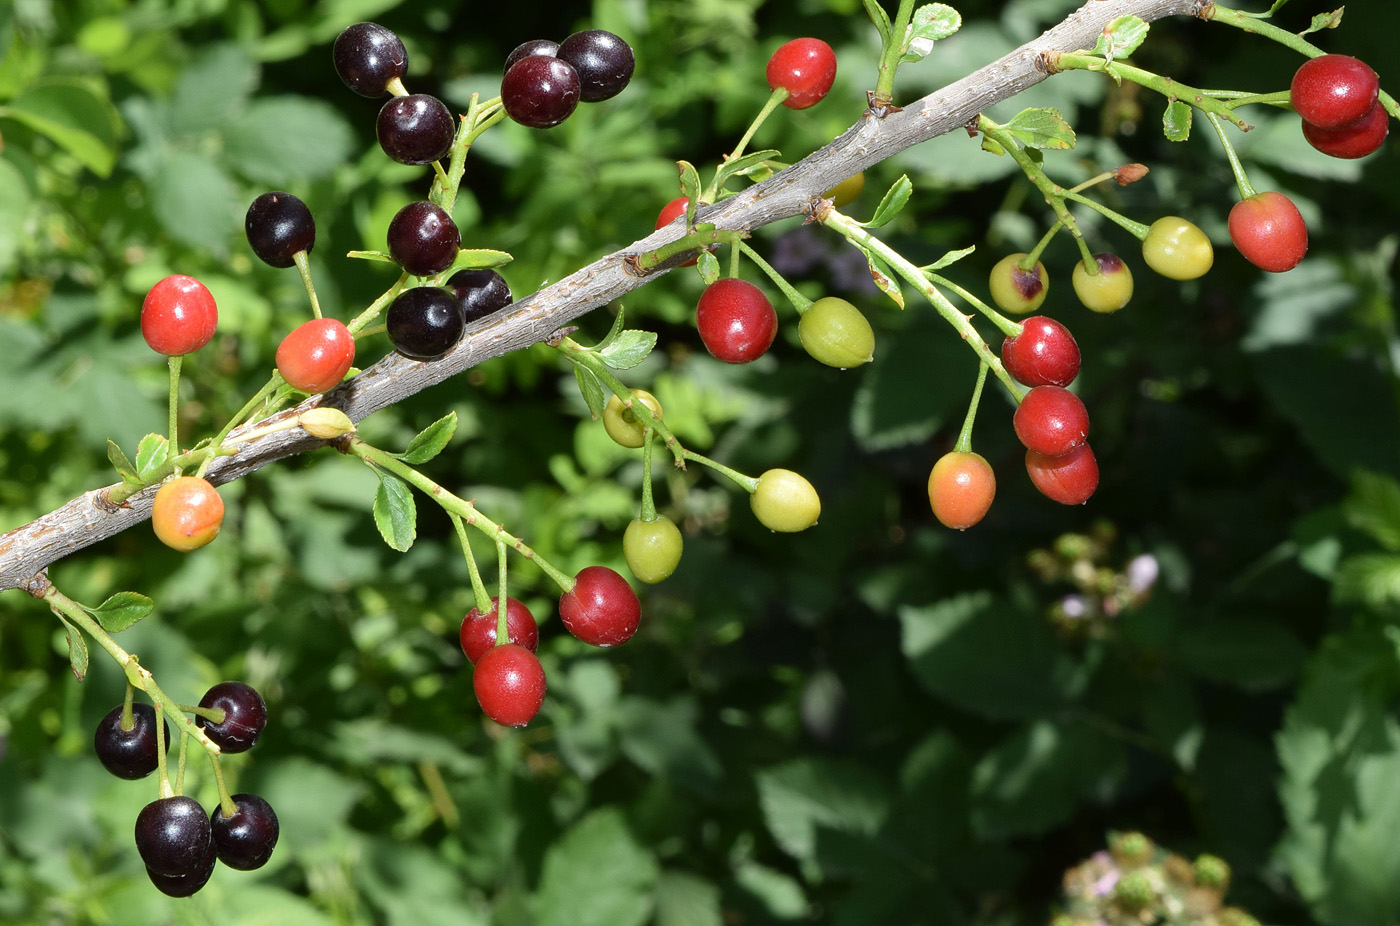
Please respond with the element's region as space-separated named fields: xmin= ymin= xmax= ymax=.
xmin=928 ymin=451 xmax=996 ymax=529
xmin=151 ymin=476 xmax=224 ymax=552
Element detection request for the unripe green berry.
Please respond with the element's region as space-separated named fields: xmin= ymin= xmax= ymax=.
xmin=751 ymin=469 xmax=820 ymax=532
xmin=1141 ymin=216 xmax=1213 ymax=280
xmin=798 ymin=297 xmax=875 ymax=368
xmin=988 ymin=253 xmax=1048 ymax=315
xmin=623 ymin=516 xmax=684 ymax=583
xmin=603 ymin=389 xmax=663 ymax=449
xmin=1072 ymin=253 xmax=1133 ymax=313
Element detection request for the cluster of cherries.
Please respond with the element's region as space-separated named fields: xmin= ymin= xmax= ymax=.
xmin=501 ymin=30 xmax=635 ymax=128
xmin=93 ymin=682 xmax=276 ymax=896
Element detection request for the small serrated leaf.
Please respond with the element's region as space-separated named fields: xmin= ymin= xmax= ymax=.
xmin=1300 ymin=8 xmax=1344 ymax=35
xmin=373 ymin=471 xmax=417 ymax=552
xmin=714 ymin=148 xmax=782 ymax=192
xmin=107 ymin=439 xmax=138 ymax=481
xmin=861 ymin=249 xmax=905 ymax=309
xmin=697 ymin=249 xmax=721 ymax=285
xmin=53 ymin=612 xmax=89 ymax=680
xmin=400 ymin=412 xmax=458 ymax=465
xmin=574 ymin=364 xmax=607 ymax=419
xmin=902 ymin=4 xmax=962 ymax=62
xmin=921 ymin=244 xmax=977 ymax=273
xmin=450 ymin=248 xmax=514 ymax=272
xmin=865 ymin=175 xmax=913 ymax=228
xmin=346 ymin=249 xmax=397 ymax=264
xmin=1005 ymin=108 xmax=1076 ymax=150
xmin=1092 ymin=15 xmax=1150 ymax=62
xmin=598 ymin=330 xmax=658 ymax=371
xmin=135 ymin=434 xmax=170 ymax=481
xmin=677 ymin=161 xmax=702 ymax=222
xmin=91 ymin=592 xmax=155 ymax=633
xmin=1163 ymin=99 xmax=1193 ymax=142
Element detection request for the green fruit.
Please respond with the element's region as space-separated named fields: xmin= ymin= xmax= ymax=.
xmin=623 ymin=516 xmax=683 ymax=583
xmin=823 ymin=172 xmax=865 ymax=208
xmin=1141 ymin=216 xmax=1213 ymax=280
xmin=1071 ymin=253 xmax=1133 ymax=313
xmin=750 ymin=469 xmax=820 ymax=532
xmin=988 ymin=254 xmax=1048 ymax=315
xmin=798 ymin=297 xmax=875 ymax=368
xmin=603 ymin=389 xmax=663 ymax=448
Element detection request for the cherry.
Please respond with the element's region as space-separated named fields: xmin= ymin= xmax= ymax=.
xmin=766 ymin=37 xmax=837 ymax=110
xmin=446 ymin=268 xmax=513 ymax=323
xmin=93 ymin=703 xmax=169 ymax=780
xmin=459 ymin=597 xmax=540 ymax=665
xmin=387 ymin=201 xmax=460 ymax=277
xmin=135 ymin=795 xmax=213 ymax=878
xmin=504 ymin=39 xmax=558 ymax=73
xmin=557 ymin=30 xmax=635 ymax=103
xmin=927 ymin=451 xmax=996 ymax=530
xmin=603 ymin=389 xmax=663 ymax=449
xmin=141 ymin=274 xmax=218 ymax=356
xmin=1228 ymin=191 xmax=1307 ymax=273
xmin=210 ymin=793 xmax=279 ymax=871
xmin=824 ymin=172 xmax=865 ymax=208
xmin=151 ymin=476 xmax=224 ymax=552
xmin=245 ymin=192 xmax=315 ymax=269
xmin=377 ymin=94 xmax=456 ymax=165
xmin=751 ymin=468 xmax=821 ymax=532
xmin=1071 ymin=253 xmax=1133 ymax=314
xmin=1001 ymin=316 xmax=1080 ymax=388
xmin=146 ymin=835 xmax=216 ymax=897
xmin=473 ymin=643 xmax=547 ymax=727
xmin=196 ymin=681 xmax=267 ymax=754
xmin=502 ymin=55 xmax=580 ymax=129
xmin=1013 ymin=385 xmax=1090 ymax=457
xmin=696 ymin=278 xmax=778 ymax=364
xmin=276 ymin=318 xmax=356 ymax=394
xmin=656 ymin=195 xmax=702 ymax=267
xmin=558 ymin=565 xmax=641 ymax=647
xmin=1302 ymin=100 xmax=1389 ymax=159
xmin=333 ymin=22 xmax=407 ymax=97
xmin=386 ymin=287 xmax=465 ymax=359
xmin=1290 ymin=54 xmax=1379 ymax=129
xmin=988 ymin=254 xmax=1049 ymax=315
xmin=1141 ymin=216 xmax=1213 ymax=281
xmin=1025 ymin=442 xmax=1099 ymax=505
xmin=623 ymin=516 xmax=684 ymax=584
xmin=798 ymin=296 xmax=875 ymax=368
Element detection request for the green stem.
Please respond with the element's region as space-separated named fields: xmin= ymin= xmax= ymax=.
xmin=872 ymin=0 xmax=918 ymax=107
xmin=208 ymin=753 xmax=238 ymax=819
xmin=639 ymin=433 xmax=658 ymax=521
xmin=630 ymin=225 xmax=736 ymax=273
xmin=954 ymin=363 xmax=989 ymax=453
xmin=1056 ymin=53 xmax=1253 ymax=132
xmin=167 ymin=355 xmax=183 ymax=462
xmin=348 ymin=273 xmax=411 ymax=335
xmin=1065 ymin=170 xmax=1117 ymax=195
xmin=451 ymin=515 xmax=494 ymax=615
xmin=292 ymin=250 xmax=322 ymax=320
xmin=1221 ymin=90 xmax=1292 ymax=109
xmin=494 ymin=538 xmax=509 ymax=647
xmin=1061 ymin=190 xmax=1150 ymax=240
xmin=1023 ymin=221 xmax=1064 ymax=268
xmin=556 ymin=339 xmax=687 ymax=468
xmin=924 ymin=273 xmax=1022 ymax=338
xmin=1206 ymin=111 xmax=1256 ymax=200
xmin=196 ymin=375 xmax=289 ymax=479
xmin=175 ymin=727 xmax=189 ymax=794
xmin=155 ymin=700 xmax=173 ymax=798
xmin=120 ymin=680 xmax=136 ymax=731
xmin=681 ymin=449 xmax=759 ymax=493
xmin=738 ymin=241 xmax=814 ymax=312
xmin=705 ymin=89 xmax=789 ymax=201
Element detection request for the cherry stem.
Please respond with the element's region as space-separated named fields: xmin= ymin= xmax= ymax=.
xmin=1206 ymin=111 xmax=1257 ymax=200
xmin=923 ymin=272 xmax=1021 ymax=339
xmin=385 ymin=76 xmax=409 ymax=98
xmin=639 ymin=431 xmax=658 ymax=522
xmin=208 ymin=752 xmax=238 ymax=819
xmin=737 ymin=241 xmax=814 ymax=313
xmin=1065 ymin=171 xmax=1117 ymax=195
xmin=197 ymin=374 xmax=287 ymax=480
xmin=183 ymin=705 xmax=226 ymax=723
xmin=556 ymin=338 xmax=687 ymax=469
xmin=355 ymin=324 xmax=388 ymax=338
xmin=1061 ymin=190 xmax=1151 ymax=241
xmin=1055 ymin=53 xmax=1254 ymax=133
xmin=290 ymin=250 xmax=323 ymax=320
xmin=708 ymin=88 xmax=789 ymax=201
xmin=155 ymin=700 xmax=173 ymax=799
xmin=954 ymin=363 xmax=989 ymax=454
xmin=175 ymin=727 xmax=189 ymax=795
xmin=167 ymin=355 xmax=183 ymax=462
xmin=451 ymin=515 xmax=494 ymax=615
xmin=871 ymin=0 xmax=918 ymax=108
xmin=1023 ymin=221 xmax=1064 ymax=269
xmin=347 ymin=272 xmax=410 ymax=335
xmin=120 ymin=680 xmax=136 ymax=732
xmin=494 ymin=537 xmax=509 ymax=647
xmin=630 ymin=225 xmax=737 ymax=273
xmin=681 ymin=449 xmax=759 ymax=494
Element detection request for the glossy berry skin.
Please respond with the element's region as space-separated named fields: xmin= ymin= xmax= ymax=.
xmin=146 ymin=836 xmax=216 ymax=898
xmin=152 ymin=476 xmax=224 ymax=552
xmin=386 ymin=287 xmax=465 ymax=359
xmin=387 ymin=201 xmax=460 ymax=277
xmin=459 ymin=597 xmax=540 ymax=665
xmin=276 ymin=318 xmax=356 ymax=394
xmin=473 ymin=643 xmax=547 ymax=727
xmin=135 ymin=796 xmax=213 ymax=878
xmin=988 ymin=254 xmax=1048 ymax=315
xmin=1026 ymin=442 xmax=1099 ymax=505
xmin=245 ymin=192 xmax=315 ymax=268
xmin=1001 ymin=316 xmax=1080 ymax=388
xmin=798 ymin=297 xmax=874 ymax=368
xmin=603 ymin=389 xmax=663 ymax=449
xmin=1302 ymin=100 xmax=1389 ymax=159
xmin=502 ymin=55 xmax=580 ymax=129
xmin=197 ymin=681 xmax=267 ymax=754
xmin=928 ymin=451 xmax=996 ymax=530
xmin=504 ymin=39 xmax=558 ymax=73
xmin=377 ymin=94 xmax=456 ymax=165
xmin=559 ymin=565 xmax=642 ymax=647
xmin=210 ymin=793 xmax=279 ymax=871
xmin=447 ymin=269 xmax=513 ymax=323
xmin=1290 ymin=54 xmax=1379 ymax=129
xmin=824 ymin=172 xmax=865 ymax=208
xmin=1013 ymin=385 xmax=1090 ymax=457
xmin=656 ymin=196 xmax=701 ymax=267
xmin=1071 ymin=253 xmax=1134 ymax=314
xmin=333 ymin=23 xmax=407 ymax=97
xmin=141 ymin=275 xmax=218 ymax=356
xmin=751 ymin=468 xmax=821 ymax=532
xmin=696 ymin=278 xmax=778 ymax=364
xmin=557 ymin=30 xmax=635 ymax=103
xmin=93 ymin=703 xmax=169 ymax=780
xmin=766 ymin=38 xmax=837 ymax=110
xmin=1141 ymin=216 xmax=1213 ymax=281
xmin=1228 ymin=191 xmax=1308 ymax=273
xmin=623 ymin=516 xmax=684 ymax=584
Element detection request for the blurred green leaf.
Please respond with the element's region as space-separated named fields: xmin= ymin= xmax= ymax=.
xmin=1175 ymin=617 xmax=1306 ymax=691
xmin=1344 ymin=471 xmax=1400 ymax=551
xmin=170 ymin=44 xmax=258 ymax=136
xmin=0 ymin=157 xmax=32 ymax=271
xmin=151 ymin=150 xmax=240 ymax=252
xmin=223 ymin=97 xmax=356 ymax=183
xmin=756 ymin=759 xmax=888 ymax=867
xmin=0 ymin=78 xmax=120 ymax=176
xmin=534 ymin=808 xmax=659 ymax=926
xmin=654 ymin=871 xmax=723 ymax=926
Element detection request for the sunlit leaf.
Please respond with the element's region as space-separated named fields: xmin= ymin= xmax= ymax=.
xmin=373 ymin=471 xmax=416 ymax=551
xmin=400 ymin=412 xmax=458 ymax=465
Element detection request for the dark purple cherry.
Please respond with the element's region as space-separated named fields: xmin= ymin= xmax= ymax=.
xmin=377 ymin=94 xmax=455 ymax=165
xmin=333 ymin=22 xmax=408 ymax=97
xmin=387 ymin=287 xmax=465 ymax=359
xmin=446 ymin=269 xmax=512 ymax=323
xmin=387 ymin=201 xmax=461 ymax=277
xmin=94 ymin=702 xmax=170 ymax=780
xmin=501 ymin=56 xmax=580 ymax=129
xmin=504 ymin=39 xmax=558 ymax=73
xmin=196 ymin=681 xmax=267 ymax=754
xmin=146 ymin=831 xmax=216 ymax=897
xmin=211 ymin=793 xmax=280 ymax=871
xmin=135 ymin=796 xmax=213 ymax=878
xmin=557 ymin=30 xmax=635 ymax=102
xmin=245 ymin=192 xmax=315 ymax=268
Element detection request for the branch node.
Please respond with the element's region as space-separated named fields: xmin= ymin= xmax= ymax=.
xmin=24 ymin=570 xmax=51 ymax=599
xmin=1192 ymin=0 xmax=1216 ymax=20
xmin=1036 ymin=50 xmax=1063 ymax=75
xmin=546 ymin=326 xmax=579 ymax=347
xmin=95 ymin=487 xmax=130 ymax=513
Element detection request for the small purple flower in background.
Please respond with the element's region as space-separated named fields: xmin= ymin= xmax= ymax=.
xmin=769 ymin=225 xmax=827 ymax=277
xmin=1126 ymin=554 xmax=1160 ymax=595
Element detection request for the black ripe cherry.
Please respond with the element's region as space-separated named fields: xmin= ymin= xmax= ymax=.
xmin=377 ymin=94 xmax=456 ymax=165
xmin=211 ymin=793 xmax=280 ymax=871
xmin=502 ymin=55 xmax=580 ymax=129
xmin=1001 ymin=317 xmax=1080 ymax=388
xmin=387 ymin=201 xmax=460 ymax=277
xmin=135 ymin=795 xmax=213 ymax=878
xmin=146 ymin=838 xmax=216 ymax=897
xmin=557 ymin=30 xmax=635 ymax=102
xmin=387 ymin=287 xmax=465 ymax=359
xmin=558 ymin=565 xmax=641 ymax=647
xmin=93 ymin=703 xmax=169 ymax=780
xmin=473 ymin=643 xmax=547 ymax=727
xmin=446 ymin=268 xmax=512 ymax=323
xmin=333 ymin=22 xmax=407 ymax=97
xmin=197 ymin=681 xmax=267 ymax=754
xmin=245 ymin=192 xmax=315 ymax=268
xmin=505 ymin=39 xmax=558 ymax=73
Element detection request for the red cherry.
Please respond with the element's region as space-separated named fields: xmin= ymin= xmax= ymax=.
xmin=275 ymin=318 xmax=356 ymax=394
xmin=656 ymin=196 xmax=701 ymax=267
xmin=141 ymin=275 xmax=218 ymax=356
xmin=1013 ymin=385 xmax=1090 ymax=457
xmin=459 ymin=597 xmax=540 ymax=665
xmin=1228 ymin=191 xmax=1308 ymax=273
xmin=696 ymin=278 xmax=778 ymax=364
xmin=1290 ymin=54 xmax=1380 ymax=129
xmin=1025 ymin=443 xmax=1099 ymax=505
xmin=766 ymin=38 xmax=837 ymax=110
xmin=558 ymin=566 xmax=641 ymax=647
xmin=472 ymin=644 xmax=547 ymax=727
xmin=1301 ymin=100 xmax=1389 ymax=159
xmin=1001 ymin=317 xmax=1080 ymax=387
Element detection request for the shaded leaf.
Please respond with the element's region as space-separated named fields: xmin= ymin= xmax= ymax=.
xmin=756 ymin=759 xmax=888 ymax=868
xmin=864 ymin=174 xmax=912 ymax=228
xmin=107 ymin=439 xmax=138 ymax=482
xmin=53 ymin=612 xmax=89 ymax=681
xmin=90 ymin=591 xmax=154 ymax=633
xmin=400 ymin=412 xmax=457 ymax=465
xmin=862 ymin=0 xmax=893 ymax=41
xmin=1344 ymin=471 xmax=1400 ymax=551
xmin=676 ymin=161 xmax=701 ymax=223
xmin=921 ymin=244 xmax=976 ymax=273
xmin=1004 ymin=107 xmax=1076 ymax=150
xmin=1301 ymin=8 xmax=1344 ymax=35
xmin=697 ymin=249 xmax=720 ymax=285
xmin=863 ymin=249 xmax=904 ymax=308
xmin=574 ymin=364 xmax=607 ymax=419
xmin=373 ymin=471 xmax=416 ymax=552
xmin=534 ymin=808 xmax=658 ymax=926
xmin=713 ymin=148 xmax=781 ymax=192
xmin=1175 ymin=616 xmax=1306 ymax=691
xmin=1163 ymin=99 xmax=1192 ymax=142
xmin=654 ymin=871 xmax=723 ymax=926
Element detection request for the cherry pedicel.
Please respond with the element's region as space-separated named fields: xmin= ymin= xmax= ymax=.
xmin=473 ymin=643 xmax=548 ymax=727
xmin=196 ymin=681 xmax=268 ymax=753
xmin=276 ymin=317 xmax=356 ymax=394
xmin=245 ymin=192 xmax=315 ymax=268
xmin=558 ymin=565 xmax=641 ymax=647
xmin=696 ymin=278 xmax=778 ymax=364
xmin=766 ymin=37 xmax=837 ymax=110
xmin=1301 ymin=100 xmax=1389 ymax=160
xmin=141 ymin=274 xmax=218 ymax=356
xmin=1013 ymin=385 xmax=1090 ymax=457
xmin=460 ymin=597 xmax=540 ymax=664
xmin=1001 ymin=316 xmax=1080 ymax=388
xmin=1025 ymin=442 xmax=1099 ymax=505
xmin=1228 ymin=191 xmax=1308 ymax=273
xmin=1290 ymin=54 xmax=1380 ymax=129
xmin=333 ymin=22 xmax=407 ymax=97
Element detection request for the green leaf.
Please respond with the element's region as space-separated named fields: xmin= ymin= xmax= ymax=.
xmin=347 ymin=250 xmax=397 ymax=264
xmin=400 ymin=412 xmax=458 ymax=465
xmin=597 ymin=330 xmax=657 ymax=370
xmin=1300 ymin=8 xmax=1344 ymax=35
xmin=0 ymin=78 xmax=120 ymax=176
xmin=1265 ymin=0 xmax=1292 ymax=14
xmin=90 ymin=592 xmax=155 ymax=633
xmin=534 ymin=808 xmax=659 ymax=926
xmin=654 ymin=871 xmax=723 ymax=926
xmin=920 ymin=244 xmax=976 ymax=273
xmin=756 ymin=759 xmax=888 ymax=869
xmin=862 ymin=248 xmax=904 ymax=309
xmin=1175 ymin=616 xmax=1306 ymax=691
xmin=134 ymin=433 xmax=170 ymax=481
xmin=713 ymin=148 xmax=781 ymax=192
xmin=1004 ymin=107 xmax=1076 ymax=150
xmin=170 ymin=44 xmax=258 ymax=136
xmin=593 ymin=305 xmax=628 ymax=352
xmin=373 ymin=471 xmax=417 ymax=552
xmin=450 ymin=248 xmax=513 ymax=272
xmin=53 ymin=612 xmax=89 ymax=681
xmin=696 ymin=249 xmax=721 ymax=286
xmin=676 ymin=161 xmax=702 ymax=223
xmin=901 ymin=4 xmax=962 ymax=62
xmin=151 ymin=150 xmax=240 ymax=253
xmin=1092 ymin=15 xmax=1150 ymax=61
xmin=106 ymin=439 xmax=138 ymax=482
xmin=1334 ymin=554 xmax=1400 ymax=611
xmin=573 ymin=363 xmax=607 ymax=420
xmin=0 ymin=157 xmax=33 ymax=273
xmin=1163 ymin=99 xmax=1192 ymax=142
xmin=223 ymin=96 xmax=356 ymax=183
xmin=862 ymin=0 xmax=892 ymax=42
xmin=1344 ymin=471 xmax=1400 ymax=551
xmin=864 ymin=174 xmax=912 ymax=228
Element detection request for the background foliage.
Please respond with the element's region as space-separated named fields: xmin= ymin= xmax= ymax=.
xmin=2 ymin=0 xmax=1400 ymax=923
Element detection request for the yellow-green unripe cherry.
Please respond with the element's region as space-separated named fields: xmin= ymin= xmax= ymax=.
xmin=750 ymin=469 xmax=821 ymax=532
xmin=798 ymin=297 xmax=875 ymax=368
xmin=623 ymin=516 xmax=684 ymax=583
xmin=1071 ymin=253 xmax=1134 ymax=314
xmin=603 ymin=389 xmax=663 ymax=449
xmin=823 ymin=172 xmax=865 ymax=208
xmin=988 ymin=254 xmax=1049 ymax=315
xmin=1141 ymin=216 xmax=1213 ymax=280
